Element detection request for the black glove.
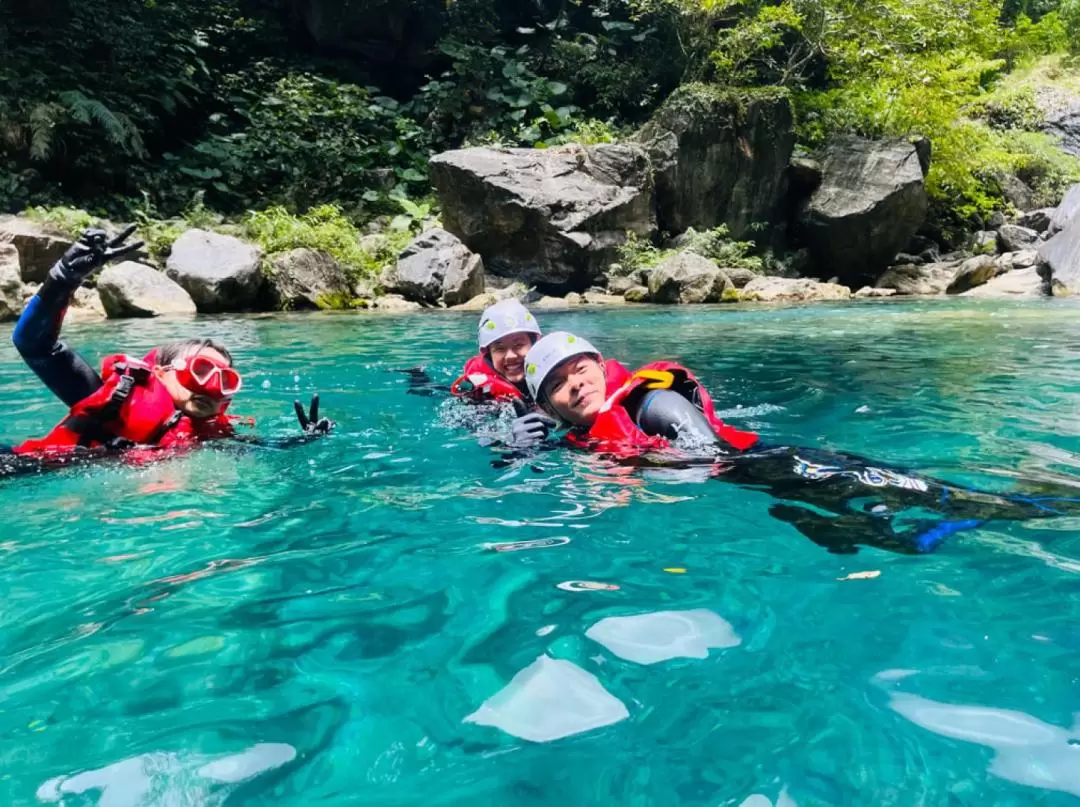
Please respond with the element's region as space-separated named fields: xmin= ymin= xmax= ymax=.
xmin=53 ymin=225 xmax=144 ymax=286
xmin=294 ymin=394 xmax=334 ymax=435
xmin=510 ymin=398 xmax=556 ymax=447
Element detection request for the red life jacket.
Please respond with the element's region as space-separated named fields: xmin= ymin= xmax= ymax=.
xmin=13 ymin=354 xmax=235 ymax=457
xmin=565 ymin=360 xmax=759 ymax=456
xmin=450 ymin=354 xmax=527 ymax=402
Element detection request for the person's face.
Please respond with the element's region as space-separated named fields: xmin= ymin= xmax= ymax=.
xmin=487 ymin=332 xmax=534 ymax=383
xmin=543 ymin=355 xmax=606 ymax=426
xmin=154 ymin=347 xmax=234 ymax=419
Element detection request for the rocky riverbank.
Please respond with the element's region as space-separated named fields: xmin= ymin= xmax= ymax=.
xmin=4 ymin=84 xmax=1080 ymax=321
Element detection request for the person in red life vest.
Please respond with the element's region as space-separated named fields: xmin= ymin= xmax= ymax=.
xmin=450 ymin=299 xmax=542 ymax=404
xmin=508 ymin=330 xmax=758 ymax=455
xmin=507 ymin=333 xmax=1080 ymax=556
xmin=6 ymin=226 xmax=331 ymax=469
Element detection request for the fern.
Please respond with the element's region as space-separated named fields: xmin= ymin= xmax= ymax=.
xmin=56 ymin=90 xmax=146 ymax=157
xmin=27 ymin=103 xmax=61 ymax=161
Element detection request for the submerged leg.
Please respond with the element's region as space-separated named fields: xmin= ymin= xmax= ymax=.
xmin=721 ymin=445 xmax=1080 ymax=554
xmin=394 ymin=367 xmax=449 ymax=397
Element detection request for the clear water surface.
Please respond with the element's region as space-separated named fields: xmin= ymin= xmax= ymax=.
xmin=2 ymin=299 xmax=1080 ymax=806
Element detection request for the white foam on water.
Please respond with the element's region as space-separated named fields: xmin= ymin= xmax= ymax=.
xmin=36 ymin=743 xmax=296 ymax=806
xmin=887 ymin=690 xmax=1080 ymax=797
xmin=585 ymin=609 xmax=741 ymax=665
xmin=464 ymin=655 xmax=629 ymax=742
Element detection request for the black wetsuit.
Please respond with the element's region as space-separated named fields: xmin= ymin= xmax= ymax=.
xmin=13 ymin=263 xmax=104 ymax=407
xmin=628 ymin=388 xmax=1080 ymax=554
xmin=491 ymin=386 xmax=1080 ymax=555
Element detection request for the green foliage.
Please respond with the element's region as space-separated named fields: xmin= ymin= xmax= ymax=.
xmin=968 ymin=87 xmax=1045 ymax=130
xmin=168 ymin=69 xmax=430 ymax=214
xmin=415 ymin=39 xmax=581 ymax=147
xmin=23 ymin=205 xmax=97 ymax=237
xmin=615 ymin=232 xmax=671 ymax=275
xmin=615 ymin=226 xmax=762 ymax=275
xmin=240 ymin=205 xmax=375 ymax=278
xmin=1011 ymin=130 xmax=1080 ymax=205
xmin=678 ymin=225 xmax=763 ymax=269
xmin=538 ymin=118 xmax=623 ymax=147
xmin=4 ymin=0 xmax=1080 ymax=250
xmin=357 ymin=230 xmax=413 ymax=279
xmin=1061 ymin=0 xmax=1080 ymax=50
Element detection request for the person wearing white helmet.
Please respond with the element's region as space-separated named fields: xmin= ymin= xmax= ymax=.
xmin=510 ymin=330 xmax=760 ymax=453
xmin=509 ymin=335 xmax=1080 ymax=557
xmin=451 ymin=299 xmax=543 ymax=404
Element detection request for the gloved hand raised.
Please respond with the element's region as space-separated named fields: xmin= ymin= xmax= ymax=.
xmin=510 ymin=397 xmax=556 ymax=447
xmin=294 ymin=394 xmax=334 ymax=435
xmin=54 ymin=225 xmax=144 ymax=286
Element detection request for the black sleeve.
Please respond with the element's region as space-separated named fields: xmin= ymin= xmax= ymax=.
xmin=12 ymin=266 xmax=103 ymax=407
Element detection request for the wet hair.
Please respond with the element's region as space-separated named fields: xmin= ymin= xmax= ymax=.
xmin=155 ymin=338 xmax=233 ymax=367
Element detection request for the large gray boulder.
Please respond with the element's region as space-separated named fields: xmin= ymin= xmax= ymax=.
xmin=798 ymin=136 xmax=929 ymax=286
xmin=382 ymin=228 xmax=484 ymax=306
xmin=634 ymin=84 xmax=794 ymax=238
xmin=0 ymin=244 xmax=25 ymax=321
xmin=945 ymin=255 xmax=998 ymax=294
xmin=264 ymin=248 xmax=353 ymax=310
xmin=1049 ymin=184 xmax=1080 ymax=235
xmin=606 ymin=274 xmax=638 ymax=296
xmin=996 ymin=224 xmax=1039 ymax=253
xmin=875 ymin=262 xmax=959 ymax=295
xmin=372 ymin=294 xmax=423 ymax=312
xmin=721 ymin=266 xmax=759 ymax=289
xmin=98 ymin=261 xmax=197 ymax=318
xmin=1037 ymin=213 xmax=1080 ymax=294
xmin=165 ymin=229 xmax=264 ymax=313
xmin=1016 ymin=208 xmax=1054 ymax=233
xmin=739 ymin=276 xmax=851 ymax=302
xmin=430 ymin=144 xmax=654 ymax=294
xmin=0 ymin=215 xmax=73 ymax=283
xmin=647 ymin=252 xmax=732 ymax=304
xmin=961 ymin=266 xmax=1050 ymax=298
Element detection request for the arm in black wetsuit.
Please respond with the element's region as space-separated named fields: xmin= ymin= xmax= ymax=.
xmin=13 ymin=263 xmax=104 ymax=407
xmin=12 ymin=227 xmax=143 ymax=407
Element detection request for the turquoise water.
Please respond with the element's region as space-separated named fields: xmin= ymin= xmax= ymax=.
xmin=3 ymin=300 xmax=1080 ymax=806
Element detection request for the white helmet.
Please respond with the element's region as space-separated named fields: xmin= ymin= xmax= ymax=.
xmin=478 ymin=299 xmax=541 ymax=351
xmin=524 ymin=331 xmax=601 ymax=401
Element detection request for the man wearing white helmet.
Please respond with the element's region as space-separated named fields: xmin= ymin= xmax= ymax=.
xmin=451 ymin=299 xmax=543 ymax=404
xmin=511 ymin=331 xmax=760 ymax=454
xmin=509 ymin=333 xmax=1080 ymax=556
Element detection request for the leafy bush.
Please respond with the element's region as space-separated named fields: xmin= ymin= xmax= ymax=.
xmin=677 ymin=226 xmax=763 ymax=270
xmin=614 ymin=226 xmax=762 ymax=275
xmin=615 ymin=231 xmax=671 ymax=275
xmin=240 ymin=205 xmax=373 ymax=277
xmin=967 ymin=87 xmax=1045 ymax=130
xmin=1011 ymin=130 xmax=1080 ymax=205
xmin=23 ymin=205 xmax=97 ymax=237
xmin=165 ymin=69 xmax=430 ymax=215
xmin=413 ymin=40 xmax=580 ymax=147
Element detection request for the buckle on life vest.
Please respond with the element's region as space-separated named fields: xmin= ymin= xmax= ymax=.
xmin=633 ymin=370 xmax=675 ymax=390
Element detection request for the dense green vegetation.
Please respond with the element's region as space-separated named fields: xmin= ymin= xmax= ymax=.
xmin=3 ymin=0 xmax=1080 ymax=245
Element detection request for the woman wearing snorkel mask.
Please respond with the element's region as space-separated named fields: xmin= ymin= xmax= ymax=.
xmin=8 ymin=226 xmax=331 ymax=462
